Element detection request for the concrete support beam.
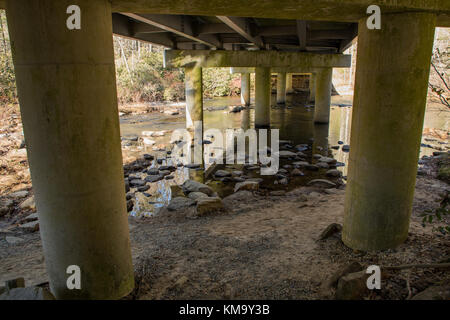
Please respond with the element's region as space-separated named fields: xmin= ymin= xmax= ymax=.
xmin=313 ymin=68 xmax=332 ymax=123
xmin=342 ymin=13 xmax=436 ymax=251
xmin=309 ymin=73 xmax=316 ymax=102
xmin=255 ymin=67 xmax=271 ymax=128
xmin=276 ymin=72 xmax=287 ymax=104
xmin=230 ymin=67 xmax=315 ymax=75
xmin=286 ymin=74 xmax=293 ymax=94
xmin=185 ymin=66 xmax=204 ymax=165
xmin=164 ymin=50 xmax=351 ymax=68
xmin=240 ymin=73 xmax=251 ymax=106
xmin=216 ymin=16 xmax=264 ymax=49
xmin=5 ymin=0 xmax=134 ymax=299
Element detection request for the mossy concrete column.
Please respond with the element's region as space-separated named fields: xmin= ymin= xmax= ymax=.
xmin=309 ymin=73 xmax=316 ymax=103
xmin=240 ymin=73 xmax=251 ymax=106
xmin=5 ymin=0 xmax=134 ymax=299
xmin=276 ymin=72 xmax=287 ymax=104
xmin=313 ymin=68 xmax=332 ymax=123
xmin=286 ymin=74 xmax=293 ymax=94
xmin=185 ymin=66 xmax=204 ymax=166
xmin=342 ymin=13 xmax=436 ymax=251
xmin=255 ymin=67 xmax=271 ymax=128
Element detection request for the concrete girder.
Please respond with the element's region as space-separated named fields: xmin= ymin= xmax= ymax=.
xmin=164 ymin=50 xmax=351 ymax=68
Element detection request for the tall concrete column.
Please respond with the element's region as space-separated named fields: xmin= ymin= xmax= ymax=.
xmin=286 ymin=74 xmax=293 ymax=94
xmin=255 ymin=67 xmax=271 ymax=128
xmin=5 ymin=0 xmax=134 ymax=299
xmin=185 ymin=66 xmax=204 ymax=166
xmin=240 ymin=72 xmax=251 ymax=106
xmin=342 ymin=13 xmax=436 ymax=251
xmin=313 ymin=68 xmax=332 ymax=123
xmin=276 ymin=72 xmax=287 ymax=104
xmin=309 ymin=73 xmax=316 ymax=103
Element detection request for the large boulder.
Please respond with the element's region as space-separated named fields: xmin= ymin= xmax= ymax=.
xmin=181 ymin=180 xmax=214 ymax=196
xmin=167 ymin=197 xmax=196 ymax=211
xmin=188 ymin=192 xmax=209 ymax=201
xmin=412 ymin=285 xmax=450 ymax=300
xmin=196 ymin=197 xmax=224 ymax=216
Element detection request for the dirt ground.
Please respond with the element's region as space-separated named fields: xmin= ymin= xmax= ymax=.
xmin=0 ymin=101 xmax=449 ymax=300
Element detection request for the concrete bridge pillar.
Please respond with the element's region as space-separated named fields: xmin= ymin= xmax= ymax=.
xmin=343 ymin=13 xmax=436 ymax=251
xmin=240 ymin=72 xmax=251 ymax=106
xmin=313 ymin=68 xmax=332 ymax=123
xmin=276 ymin=72 xmax=287 ymax=104
xmin=309 ymin=73 xmax=316 ymax=103
xmin=286 ymin=74 xmax=293 ymax=95
xmin=255 ymin=67 xmax=271 ymax=128
xmin=185 ymin=66 xmax=204 ymax=165
xmin=5 ymin=0 xmax=134 ymax=299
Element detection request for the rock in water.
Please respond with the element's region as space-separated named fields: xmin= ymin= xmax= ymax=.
xmin=188 ymin=192 xmax=209 ymax=201
xmin=196 ymin=197 xmax=224 ymax=216
xmin=19 ymin=221 xmax=39 ymax=232
xmin=167 ymin=197 xmax=196 ymax=211
xmin=214 ymin=170 xmax=232 ymax=177
xmin=307 ymin=179 xmax=336 ymax=188
xmin=234 ymin=181 xmax=259 ymax=193
xmin=326 ymin=169 xmax=341 ymax=177
xmin=182 ymin=180 xmax=214 ymax=196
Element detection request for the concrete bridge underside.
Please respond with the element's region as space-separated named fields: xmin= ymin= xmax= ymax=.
xmin=2 ymin=0 xmax=448 ymax=299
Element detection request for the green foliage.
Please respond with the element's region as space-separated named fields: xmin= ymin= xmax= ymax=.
xmin=202 ymin=68 xmax=240 ymax=98
xmin=0 ymin=53 xmax=17 ymax=104
xmin=421 ymin=192 xmax=450 ymax=234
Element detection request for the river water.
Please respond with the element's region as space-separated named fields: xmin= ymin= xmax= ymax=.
xmin=119 ymin=93 xmax=449 ymax=217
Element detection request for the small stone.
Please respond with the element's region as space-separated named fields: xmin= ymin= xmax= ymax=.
xmin=10 ymin=191 xmax=29 ymax=199
xmin=20 ymin=196 xmax=36 ymax=211
xmin=326 ymin=169 xmax=342 ymax=177
xmin=278 ymin=150 xmax=298 ymax=158
xmin=342 ymin=145 xmax=350 ymax=152
xmin=185 ymin=164 xmax=201 ymax=169
xmin=182 ymin=180 xmax=214 ymax=196
xmin=147 ymin=168 xmax=159 ymax=175
xmin=21 ymin=212 xmax=38 ymax=223
xmin=137 ymin=185 xmax=150 ymax=192
xmin=319 ymin=157 xmax=337 ymax=164
xmin=19 ymin=221 xmax=39 ymax=232
xmin=130 ymin=179 xmax=146 ymax=187
xmin=291 ymin=168 xmax=304 ymax=176
xmin=215 ymin=170 xmax=232 ymax=177
xmin=145 ymin=175 xmax=163 ymax=183
xmin=126 ymin=199 xmax=134 ymax=212
xmin=307 ymin=179 xmax=336 ymax=188
xmin=232 ymin=171 xmax=243 ymax=176
xmin=167 ymin=197 xmax=195 ymax=211
xmin=335 ymin=271 xmax=369 ymax=300
xmin=338 ymin=141 xmax=344 ymax=145
xmin=188 ymin=192 xmax=209 ymax=200
xmin=317 ymin=162 xmax=329 ymax=169
xmin=234 ymin=181 xmax=259 ymax=193
xmin=292 ymin=161 xmax=309 ymax=167
xmin=313 ymin=154 xmax=322 ymax=159
xmin=305 ymin=164 xmax=319 ymax=171
xmin=165 ymin=175 xmax=174 ymax=180
xmin=318 ymin=223 xmax=343 ymax=240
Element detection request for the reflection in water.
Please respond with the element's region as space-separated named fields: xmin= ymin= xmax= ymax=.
xmin=122 ymin=94 xmax=447 ymax=217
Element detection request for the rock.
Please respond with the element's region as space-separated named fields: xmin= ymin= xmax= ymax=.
xmin=338 ymin=141 xmax=344 ymax=145
xmin=5 ymin=236 xmax=24 ymax=245
xmin=412 ymin=285 xmax=450 ymax=300
xmin=165 ymin=175 xmax=174 ymax=180
xmin=234 ymin=181 xmax=259 ymax=193
xmin=246 ymin=177 xmax=263 ymax=183
xmin=326 ymin=169 xmax=342 ymax=177
xmin=0 ymin=287 xmax=55 ymax=300
xmin=320 ymin=262 xmax=364 ymax=297
xmin=10 ymin=190 xmax=29 ymax=199
xmin=196 ymin=197 xmax=224 ymax=216
xmin=0 ymin=199 xmax=14 ymax=217
xmin=19 ymin=221 xmax=39 ymax=232
xmin=331 ymin=145 xmax=340 ymax=150
xmin=159 ymin=165 xmax=176 ymax=171
xmin=292 ymin=161 xmax=309 ymax=167
xmin=159 ymin=170 xmax=171 ymax=177
xmin=229 ymin=105 xmax=244 ymax=113
xmin=21 ymin=212 xmax=38 ymax=223
xmin=277 ymin=150 xmax=298 ymax=158
xmin=182 ymin=180 xmax=214 ymax=196
xmin=137 ymin=185 xmax=150 ymax=192
xmin=214 ymin=170 xmax=232 ymax=177
xmin=223 ymin=190 xmax=254 ymax=203
xmin=185 ymin=163 xmax=201 ymax=169
xmin=122 ymin=135 xmax=138 ymax=141
xmin=305 ymin=164 xmax=319 ymax=171
xmin=130 ymin=179 xmax=146 ymax=187
xmin=291 ymin=168 xmax=304 ymax=176
xmin=20 ymin=196 xmax=36 ymax=211
xmin=5 ymin=277 xmax=25 ymax=290
xmin=232 ymin=170 xmax=243 ymax=176
xmin=188 ymin=192 xmax=209 ymax=201
xmin=126 ymin=199 xmax=134 ymax=212
xmin=170 ymin=185 xmax=184 ymax=198
xmin=270 ymin=190 xmax=286 ymax=196
xmin=313 ymin=154 xmax=322 ymax=159
xmin=342 ymin=145 xmax=350 ymax=152
xmin=147 ymin=168 xmax=159 ymax=175
xmin=125 ymin=181 xmax=130 ymax=193
xmin=317 ymin=162 xmax=329 ymax=169
xmin=167 ymin=197 xmax=196 ymax=211
xmin=145 ymin=175 xmax=163 ymax=183
xmin=318 ymin=223 xmax=342 ymax=240
xmin=143 ymin=154 xmax=154 ymax=160
xmin=307 ymin=179 xmax=336 ymax=188
xmin=164 ymin=109 xmax=179 ymax=115
xmin=319 ymin=157 xmax=337 ymax=164
xmin=335 ymin=271 xmax=369 ymax=300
